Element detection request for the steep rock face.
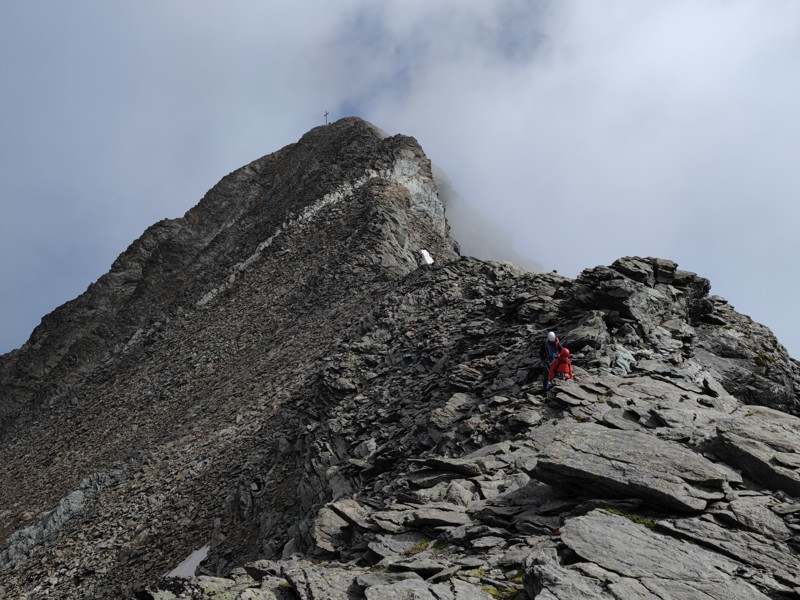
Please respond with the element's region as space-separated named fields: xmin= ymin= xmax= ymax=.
xmin=0 ymin=117 xmax=452 ymax=435
xmin=1 ymin=121 xmax=799 ymax=599
xmin=0 ymin=118 xmax=458 ymax=597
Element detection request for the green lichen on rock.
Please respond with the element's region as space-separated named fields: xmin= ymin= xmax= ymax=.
xmin=755 ymin=351 xmax=779 ymax=367
xmin=482 ymin=584 xmax=523 ymax=599
xmin=605 ymin=507 xmax=658 ymax=529
xmin=465 ymin=568 xmax=487 ymax=579
xmin=402 ymin=539 xmax=431 ymax=556
xmin=509 ymin=570 xmax=524 ymax=585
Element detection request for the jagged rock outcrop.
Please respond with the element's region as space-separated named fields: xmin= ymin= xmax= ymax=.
xmin=1 ymin=120 xmax=799 ymax=599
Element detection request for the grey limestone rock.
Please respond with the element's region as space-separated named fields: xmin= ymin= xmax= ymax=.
xmin=525 ymin=547 xmax=609 ymax=600
xmin=559 ymin=510 xmax=772 ymax=599
xmin=408 ymin=508 xmax=472 ymax=528
xmin=365 ymin=578 xmax=435 ymax=600
xmin=388 ymin=557 xmax=448 ymax=577
xmin=282 ymin=561 xmax=367 ymax=600
xmin=534 ymin=422 xmax=739 ymax=511
xmin=726 ymin=496 xmax=793 ymax=541
xmin=367 ymin=532 xmax=429 ymax=559
xmin=717 ymin=405 xmax=800 ymax=496
xmin=658 ymin=515 xmax=800 ymax=592
xmin=311 ymin=506 xmax=350 ymax=554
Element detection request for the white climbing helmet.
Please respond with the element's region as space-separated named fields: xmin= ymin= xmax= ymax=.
xmin=547 ymin=331 xmax=556 ymax=342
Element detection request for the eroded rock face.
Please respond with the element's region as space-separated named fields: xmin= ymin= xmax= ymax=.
xmin=1 ymin=122 xmax=799 ymax=599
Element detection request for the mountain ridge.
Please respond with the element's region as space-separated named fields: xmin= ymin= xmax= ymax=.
xmin=0 ymin=117 xmax=453 ymax=435
xmin=1 ymin=118 xmax=799 ymax=599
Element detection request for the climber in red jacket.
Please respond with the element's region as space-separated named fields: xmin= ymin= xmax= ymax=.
xmin=548 ymin=347 xmax=573 ymax=384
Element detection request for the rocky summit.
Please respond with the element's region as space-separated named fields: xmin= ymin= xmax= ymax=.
xmin=1 ymin=118 xmax=799 ymax=600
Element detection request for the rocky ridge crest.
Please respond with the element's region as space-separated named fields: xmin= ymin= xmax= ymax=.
xmin=0 ymin=119 xmax=799 ymax=599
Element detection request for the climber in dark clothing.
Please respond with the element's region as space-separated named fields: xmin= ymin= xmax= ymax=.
xmin=539 ymin=331 xmax=563 ymax=392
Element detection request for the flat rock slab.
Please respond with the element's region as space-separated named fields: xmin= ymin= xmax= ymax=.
xmin=413 ymin=457 xmax=483 ymax=477
xmin=717 ymin=406 xmax=800 ymax=496
xmin=724 ymin=496 xmax=793 ymax=541
xmin=312 ymin=507 xmax=350 ymax=553
xmin=283 ymin=564 xmax=361 ymax=600
xmin=329 ymin=498 xmax=377 ymax=531
xmin=365 ymin=578 xmax=434 ymax=600
xmin=558 ymin=510 xmax=771 ymax=599
xmin=470 ymin=536 xmax=506 ymax=550
xmin=367 ymin=532 xmax=429 ymax=559
xmin=658 ymin=516 xmax=800 ymax=591
xmin=534 ymin=422 xmax=739 ymax=511
xmin=526 ymin=547 xmax=616 ymax=600
xmin=408 ymin=508 xmax=472 ymax=528
xmin=388 ymin=557 xmax=447 ymax=577
xmin=365 ymin=578 xmax=494 ymax=600
xmin=549 ymin=381 xmax=598 ymax=407
xmin=356 ymin=572 xmax=423 ymax=588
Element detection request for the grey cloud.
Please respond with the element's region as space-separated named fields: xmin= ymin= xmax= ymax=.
xmin=2 ymin=1 xmax=799 ymax=358
xmin=433 ymin=164 xmax=542 ymax=272
xmin=359 ymin=1 xmax=800 ymax=355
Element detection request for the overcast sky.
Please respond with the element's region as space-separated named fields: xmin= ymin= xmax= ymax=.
xmin=2 ymin=1 xmax=798 ymax=358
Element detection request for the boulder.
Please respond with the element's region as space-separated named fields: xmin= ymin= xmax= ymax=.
xmin=558 ymin=510 xmax=771 ymax=599
xmin=658 ymin=516 xmax=800 ymax=592
xmin=717 ymin=406 xmax=800 ymax=496
xmin=534 ymin=422 xmax=739 ymax=511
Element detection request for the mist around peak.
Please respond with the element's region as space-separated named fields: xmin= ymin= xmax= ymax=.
xmin=433 ymin=164 xmax=543 ymax=273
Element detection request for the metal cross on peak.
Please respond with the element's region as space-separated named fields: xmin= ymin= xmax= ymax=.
xmin=324 ymin=111 xmax=329 ymax=125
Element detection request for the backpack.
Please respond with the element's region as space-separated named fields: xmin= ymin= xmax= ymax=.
xmin=540 ymin=338 xmax=561 ymax=363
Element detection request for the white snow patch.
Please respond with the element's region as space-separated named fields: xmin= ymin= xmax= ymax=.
xmin=167 ymin=544 xmax=209 ymax=578
xmin=420 ymin=249 xmax=434 ymax=265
